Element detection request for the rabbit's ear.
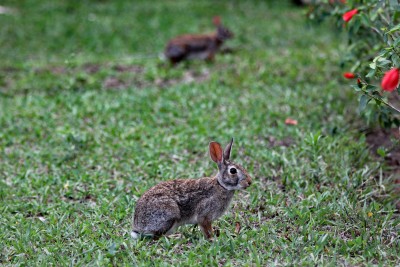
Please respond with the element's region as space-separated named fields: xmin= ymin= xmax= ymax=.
xmin=223 ymin=138 xmax=233 ymax=160
xmin=209 ymin=142 xmax=223 ymax=164
xmin=213 ymin=16 xmax=221 ymax=26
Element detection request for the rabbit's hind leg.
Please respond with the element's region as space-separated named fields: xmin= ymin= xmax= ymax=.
xmin=147 ymin=200 xmax=181 ymax=238
xmin=152 ymin=219 xmax=179 ymax=239
xmin=205 ymin=52 xmax=215 ymax=63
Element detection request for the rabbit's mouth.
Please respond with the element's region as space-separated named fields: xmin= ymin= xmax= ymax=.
xmin=239 ymin=180 xmax=252 ymax=189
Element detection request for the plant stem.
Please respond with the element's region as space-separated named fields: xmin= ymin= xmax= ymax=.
xmin=361 ymin=90 xmax=400 ymax=114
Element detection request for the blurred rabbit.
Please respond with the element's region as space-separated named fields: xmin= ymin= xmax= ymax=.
xmin=165 ymin=16 xmax=234 ymax=64
xmin=131 ymin=138 xmax=251 ymax=240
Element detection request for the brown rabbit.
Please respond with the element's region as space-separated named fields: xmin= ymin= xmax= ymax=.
xmin=164 ymin=16 xmax=234 ymax=64
xmin=131 ymin=138 xmax=251 ymax=240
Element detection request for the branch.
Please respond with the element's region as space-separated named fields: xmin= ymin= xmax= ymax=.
xmin=361 ymin=89 xmax=400 ymax=114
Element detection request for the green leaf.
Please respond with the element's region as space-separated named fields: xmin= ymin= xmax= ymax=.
xmin=360 ymin=13 xmax=370 ymax=27
xmin=369 ymin=62 xmax=377 ymax=70
xmin=392 ymin=54 xmax=400 ymax=66
xmin=370 ymin=9 xmax=378 ymax=21
xmin=394 ymin=37 xmax=400 ymax=47
xmin=366 ymin=84 xmax=377 ymax=92
xmin=377 ymin=147 xmax=386 ymax=157
xmin=376 ymin=59 xmax=391 ymax=67
xmin=387 ymin=23 xmax=400 ymax=34
xmin=390 ymin=0 xmax=400 ymax=10
xmin=359 ymin=95 xmax=369 ymax=112
xmin=366 ymin=68 xmax=376 ymax=78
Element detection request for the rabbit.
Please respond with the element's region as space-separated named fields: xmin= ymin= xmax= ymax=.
xmin=131 ymin=138 xmax=251 ymax=240
xmin=164 ymin=16 xmax=234 ymax=64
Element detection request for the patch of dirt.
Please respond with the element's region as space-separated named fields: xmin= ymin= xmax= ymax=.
xmin=82 ymin=63 xmax=101 ymax=74
xmin=33 ymin=66 xmax=67 ymax=75
xmin=25 ymin=211 xmax=47 ymax=218
xmin=2 ymin=61 xmax=213 ymax=96
xmin=1 ymin=66 xmax=20 ymax=73
xmin=18 ymin=63 xmax=209 ymax=91
xmin=113 ymin=64 xmax=143 ymax=73
xmin=365 ymin=127 xmax=400 ymax=210
xmin=102 ymin=64 xmax=147 ymax=89
xmin=50 ymin=66 xmax=67 ymax=75
xmin=267 ymin=136 xmax=296 ymax=147
xmin=62 ymin=194 xmax=97 ymax=207
xmin=102 ymin=77 xmax=127 ymax=90
xmin=33 ymin=63 xmax=145 ymax=76
xmin=0 ymin=78 xmax=13 ymax=93
xmin=154 ymin=69 xmax=210 ymax=88
xmin=388 ymin=92 xmax=400 ymax=112
xmin=366 ymin=128 xmax=400 ymax=166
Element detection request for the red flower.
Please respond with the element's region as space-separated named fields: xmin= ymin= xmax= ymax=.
xmin=381 ymin=68 xmax=399 ymax=92
xmin=213 ymin=16 xmax=221 ymax=26
xmin=343 ymin=72 xmax=356 ymax=79
xmin=343 ymin=9 xmax=358 ymax=22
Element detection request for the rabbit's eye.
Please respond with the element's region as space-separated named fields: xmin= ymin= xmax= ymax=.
xmin=229 ymin=168 xmax=237 ymax=174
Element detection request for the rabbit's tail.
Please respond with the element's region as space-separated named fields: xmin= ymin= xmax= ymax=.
xmin=130 ymin=231 xmax=140 ymax=239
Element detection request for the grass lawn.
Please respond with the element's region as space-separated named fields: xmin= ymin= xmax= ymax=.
xmin=1 ymin=0 xmax=399 ymax=265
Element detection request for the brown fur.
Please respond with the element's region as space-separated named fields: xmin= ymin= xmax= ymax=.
xmin=132 ymin=139 xmax=251 ymax=240
xmin=164 ymin=17 xmax=233 ymax=64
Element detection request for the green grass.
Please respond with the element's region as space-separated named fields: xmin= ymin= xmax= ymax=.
xmin=1 ymin=0 xmax=399 ymax=266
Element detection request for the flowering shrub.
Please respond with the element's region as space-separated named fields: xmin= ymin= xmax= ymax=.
xmin=308 ymin=0 xmax=400 ymax=128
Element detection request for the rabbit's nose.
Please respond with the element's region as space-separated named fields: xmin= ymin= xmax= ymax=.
xmin=246 ymin=176 xmax=252 ymax=186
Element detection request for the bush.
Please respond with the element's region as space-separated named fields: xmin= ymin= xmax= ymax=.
xmin=308 ymin=0 xmax=400 ymax=128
